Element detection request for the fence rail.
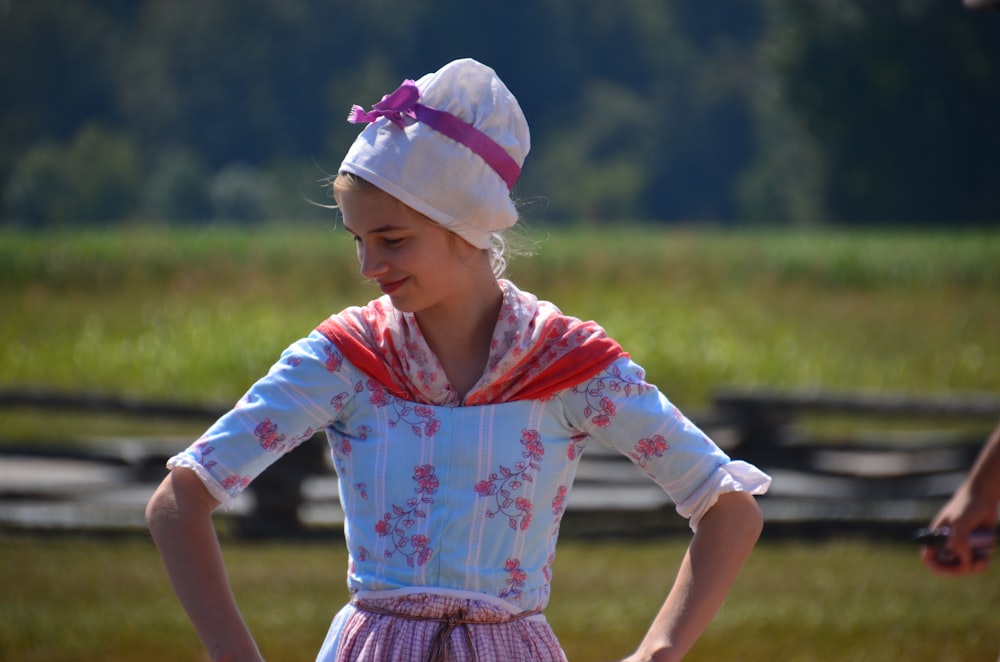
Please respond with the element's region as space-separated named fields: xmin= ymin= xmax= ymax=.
xmin=2 ymin=387 xmax=998 ymax=538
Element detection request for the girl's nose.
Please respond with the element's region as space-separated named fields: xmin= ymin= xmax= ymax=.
xmin=358 ymin=245 xmax=388 ymax=280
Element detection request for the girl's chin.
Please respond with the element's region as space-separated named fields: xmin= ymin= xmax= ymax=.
xmin=384 ymin=292 xmax=416 ymax=312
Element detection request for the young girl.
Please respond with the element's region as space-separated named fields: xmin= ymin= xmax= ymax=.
xmin=146 ymin=58 xmax=771 ymax=662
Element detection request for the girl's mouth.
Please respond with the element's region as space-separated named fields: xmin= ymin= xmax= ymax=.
xmin=378 ymin=278 xmax=406 ymax=295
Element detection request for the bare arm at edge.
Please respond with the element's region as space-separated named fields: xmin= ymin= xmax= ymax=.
xmin=621 ymin=490 xmax=764 ymax=662
xmin=921 ymin=421 xmax=1000 ymax=576
xmin=146 ymin=467 xmax=265 ymax=662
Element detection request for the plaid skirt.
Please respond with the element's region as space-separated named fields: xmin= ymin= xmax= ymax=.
xmin=316 ymin=590 xmax=568 ymax=662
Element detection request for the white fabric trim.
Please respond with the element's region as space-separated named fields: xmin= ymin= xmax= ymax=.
xmin=676 ymin=460 xmax=772 ymax=531
xmin=166 ymin=455 xmax=238 ymax=510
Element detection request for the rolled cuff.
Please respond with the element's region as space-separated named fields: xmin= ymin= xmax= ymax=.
xmin=166 ymin=454 xmax=240 ymax=511
xmin=675 ymin=460 xmax=772 ymax=531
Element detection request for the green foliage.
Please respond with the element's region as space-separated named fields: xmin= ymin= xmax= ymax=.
xmin=140 ymin=149 xmax=213 ymax=223
xmin=767 ymin=0 xmax=1000 ymax=224
xmin=4 ymin=124 xmax=141 ymax=226
xmin=4 ymin=1 xmax=996 ymax=227
xmin=208 ymin=163 xmax=278 ymax=223
xmin=2 ymin=141 xmax=69 ymax=226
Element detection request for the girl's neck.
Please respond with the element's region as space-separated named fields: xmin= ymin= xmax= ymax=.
xmin=415 ymin=279 xmax=504 ymax=400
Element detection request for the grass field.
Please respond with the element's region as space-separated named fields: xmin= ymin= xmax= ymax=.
xmin=2 ymin=224 xmax=998 ymax=413
xmin=2 ymin=224 xmax=999 ymax=660
xmin=1 ymin=534 xmax=998 ymax=661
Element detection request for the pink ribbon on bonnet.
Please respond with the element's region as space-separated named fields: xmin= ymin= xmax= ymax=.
xmin=348 ymin=80 xmax=522 ymax=192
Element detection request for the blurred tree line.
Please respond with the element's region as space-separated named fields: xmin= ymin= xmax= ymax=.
xmin=1 ymin=0 xmax=998 ymax=228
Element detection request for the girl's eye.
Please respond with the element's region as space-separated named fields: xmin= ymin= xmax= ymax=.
xmin=383 ymin=237 xmax=405 ymax=247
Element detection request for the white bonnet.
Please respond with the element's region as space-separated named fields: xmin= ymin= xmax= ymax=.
xmin=339 ymin=58 xmax=530 ymax=249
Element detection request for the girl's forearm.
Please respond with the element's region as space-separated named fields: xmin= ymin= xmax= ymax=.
xmin=146 ymin=468 xmax=264 ymax=662
xmin=627 ymin=491 xmax=763 ymax=662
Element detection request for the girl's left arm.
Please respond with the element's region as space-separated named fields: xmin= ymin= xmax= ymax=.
xmin=622 ymin=490 xmax=764 ymax=662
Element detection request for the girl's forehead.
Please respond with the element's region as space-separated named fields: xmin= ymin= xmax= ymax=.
xmin=340 ymin=190 xmax=433 ymax=234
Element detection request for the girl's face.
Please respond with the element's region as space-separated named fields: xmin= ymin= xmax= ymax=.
xmin=339 ymin=187 xmax=489 ymax=315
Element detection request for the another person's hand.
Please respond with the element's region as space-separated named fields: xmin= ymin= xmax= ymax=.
xmin=921 ymin=422 xmax=1000 ymax=576
xmin=920 ymin=487 xmax=997 ymax=576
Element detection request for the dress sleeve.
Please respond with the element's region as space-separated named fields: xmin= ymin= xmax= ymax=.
xmin=166 ymin=329 xmax=357 ymax=509
xmin=560 ymin=356 xmax=771 ymax=530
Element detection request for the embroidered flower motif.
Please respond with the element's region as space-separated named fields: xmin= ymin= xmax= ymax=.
xmin=573 ymin=362 xmax=650 ymax=427
xmin=549 ymin=484 xmax=570 ymax=538
xmin=552 ymin=485 xmax=568 ymax=517
xmin=254 ymin=418 xmax=286 ymax=451
xmin=220 ymin=473 xmax=251 ymax=495
xmin=629 ymin=434 xmax=670 ymax=471
xmin=330 ymin=391 xmax=350 ymax=413
xmin=413 ymin=463 xmax=440 ymax=495
xmin=567 ymin=433 xmax=589 ymax=460
xmin=254 ymin=419 xmax=313 ymax=455
xmin=332 ymin=426 xmax=369 ymax=503
xmin=521 ymin=429 xmax=544 ymax=461
xmin=476 ymin=429 xmax=542 ymax=532
xmin=323 ymin=344 xmax=344 ymax=373
xmin=365 ymin=380 xmax=441 ymax=437
xmin=189 ymin=440 xmax=218 ymax=472
xmin=368 ymin=380 xmax=391 ymax=407
xmin=374 ymin=464 xmax=437 ymax=567
xmin=499 ymin=558 xmax=528 ymax=599
xmin=542 ymin=551 xmax=556 ymax=582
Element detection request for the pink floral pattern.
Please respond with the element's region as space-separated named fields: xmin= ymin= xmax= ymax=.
xmin=566 ymin=432 xmax=589 ymax=460
xmin=475 ymin=429 xmax=543 ymax=532
xmin=330 ymin=391 xmax=350 ymax=413
xmin=189 ymin=440 xmax=217 ymax=472
xmin=253 ymin=418 xmax=312 ymax=454
xmin=221 ymin=473 xmax=251 ymax=494
xmin=191 ymin=439 xmax=252 ymax=497
xmin=366 ymin=378 xmax=441 ymax=437
xmin=254 ymin=418 xmax=285 ymax=451
xmin=323 ymin=343 xmax=344 ymax=373
xmin=331 ymin=425 xmax=372 ymax=501
xmin=542 ymin=551 xmax=556 ymax=582
xmin=551 ymin=485 xmax=568 ymax=518
xmin=572 ymin=363 xmax=651 ymax=427
xmin=375 ymin=464 xmax=438 ymax=567
xmin=629 ymin=434 xmax=670 ymax=471
xmin=499 ymin=558 xmax=527 ymax=599
xmin=165 ymin=287 xmax=771 ymax=615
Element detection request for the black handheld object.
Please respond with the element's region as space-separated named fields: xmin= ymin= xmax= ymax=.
xmin=913 ymin=526 xmax=997 ymax=566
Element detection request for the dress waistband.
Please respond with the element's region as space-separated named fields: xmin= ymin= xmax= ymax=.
xmin=350 ymin=596 xmax=541 ymax=662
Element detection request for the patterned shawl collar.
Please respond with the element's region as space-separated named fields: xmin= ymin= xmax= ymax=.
xmin=316 ymin=280 xmax=626 ymax=406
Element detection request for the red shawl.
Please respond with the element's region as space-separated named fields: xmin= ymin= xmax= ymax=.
xmin=316 ymin=281 xmax=626 ymax=406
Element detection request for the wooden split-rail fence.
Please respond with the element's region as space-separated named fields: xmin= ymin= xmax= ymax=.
xmin=0 ymin=387 xmax=997 ymax=539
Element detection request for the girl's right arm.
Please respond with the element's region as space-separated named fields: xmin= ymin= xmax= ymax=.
xmin=146 ymin=467 xmax=265 ymax=662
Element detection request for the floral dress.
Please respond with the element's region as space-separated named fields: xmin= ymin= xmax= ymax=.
xmin=167 ymin=281 xmax=771 ymax=661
